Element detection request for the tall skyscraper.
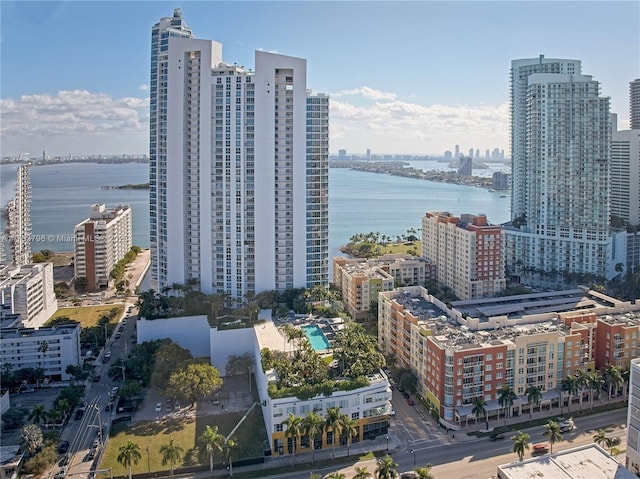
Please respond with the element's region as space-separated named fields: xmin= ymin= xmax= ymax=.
xmin=631 ymin=78 xmax=640 ymax=130
xmin=611 ymin=130 xmax=640 ymax=226
xmin=5 ymin=164 xmax=32 ymax=267
xmin=149 ymin=10 xmax=329 ymax=298
xmin=505 ymin=55 xmax=618 ymax=285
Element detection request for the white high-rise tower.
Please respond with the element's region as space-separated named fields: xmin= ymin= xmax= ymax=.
xmin=505 ymin=55 xmax=620 ymax=285
xmin=149 ymin=10 xmax=329 ymax=298
xmin=5 ymin=164 xmax=32 ymax=267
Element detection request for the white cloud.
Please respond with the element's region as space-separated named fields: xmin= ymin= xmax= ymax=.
xmin=0 ymin=90 xmax=149 ymax=155
xmin=333 ymin=86 xmax=397 ymax=101
xmin=138 ymin=84 xmax=149 ymax=91
xmin=329 ymin=92 xmax=509 ymax=155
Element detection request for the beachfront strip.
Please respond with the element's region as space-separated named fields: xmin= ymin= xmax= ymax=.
xmin=378 ymin=285 xmax=639 ymax=427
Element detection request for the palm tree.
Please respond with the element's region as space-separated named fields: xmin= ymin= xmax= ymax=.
xmin=117 ymin=440 xmax=142 ymax=479
xmin=222 ymin=438 xmax=236 ymax=476
xmin=593 ymin=429 xmax=613 ymax=451
xmin=325 ymin=407 xmax=342 ymax=460
xmin=543 ymin=420 xmax=562 ymax=454
xmin=472 ymin=397 xmax=489 ymax=430
xmin=199 ymin=425 xmax=225 ymax=478
xmin=525 ymin=385 xmax=542 ymax=420
xmin=603 ymin=364 xmax=623 ymax=403
xmin=587 ymin=371 xmax=604 ymax=409
xmin=325 ymin=473 xmax=346 ymax=479
xmin=28 ymin=405 xmax=46 ymax=425
xmin=302 ymin=411 xmax=324 ymax=465
xmin=375 ymin=454 xmax=398 ymax=479
xmin=511 ymin=431 xmax=530 ymax=461
xmin=38 ymin=340 xmax=49 ymax=380
xmin=414 ymin=464 xmax=434 ymax=479
xmin=353 ymin=466 xmax=373 ymax=479
xmin=283 ymin=413 xmax=302 ymax=466
xmin=339 ymin=414 xmax=359 ymax=457
xmin=622 ymin=367 xmax=631 ymax=404
xmin=575 ymin=369 xmax=589 ymax=412
xmin=159 ymin=438 xmax=184 ymax=477
xmin=560 ymin=376 xmax=577 ymax=414
xmin=498 ymin=385 xmax=517 ymax=426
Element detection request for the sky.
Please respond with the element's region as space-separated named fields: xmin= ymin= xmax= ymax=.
xmin=1 ymin=0 xmax=638 ymax=158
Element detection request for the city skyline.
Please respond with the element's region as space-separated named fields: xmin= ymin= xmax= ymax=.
xmin=1 ymin=1 xmax=638 ymax=157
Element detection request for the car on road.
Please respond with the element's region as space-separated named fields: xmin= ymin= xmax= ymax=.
xmin=490 ymin=433 xmax=505 ymax=441
xmin=92 ymin=374 xmax=101 ymax=382
xmin=155 ymin=403 xmax=162 ymax=412
xmin=115 ymin=332 xmax=122 ymax=339
xmin=402 ymin=391 xmax=410 ymax=399
xmin=54 ymin=467 xmax=67 ymax=479
xmin=58 ymin=454 xmax=70 ymax=467
xmin=103 ymin=351 xmax=111 ymax=363
xmin=558 ymin=417 xmax=575 ymax=432
xmin=111 ymin=386 xmax=119 ymax=396
xmin=406 ymin=398 xmax=414 ymax=406
xmin=400 ymin=472 xmax=418 ymax=479
xmin=532 ymin=443 xmax=549 ymax=455
xmin=57 ymin=440 xmax=69 ymax=454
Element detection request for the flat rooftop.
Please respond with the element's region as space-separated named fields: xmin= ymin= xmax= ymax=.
xmin=497 ymin=444 xmax=636 ymax=479
xmin=452 ymin=289 xmax=620 ymax=320
xmin=0 ymin=323 xmax=80 ymax=339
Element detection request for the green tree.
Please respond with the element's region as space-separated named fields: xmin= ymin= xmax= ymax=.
xmin=22 ymin=444 xmax=57 ymax=475
xmin=375 ymin=454 xmax=398 ymax=479
xmin=37 ymin=341 xmax=49 ymax=377
xmin=498 ymin=385 xmax=517 ymax=426
xmin=593 ymin=429 xmax=613 ymax=451
xmin=28 ymin=405 xmax=47 ymax=425
xmin=159 ymin=438 xmax=184 ymax=477
xmin=325 ymin=407 xmax=342 ymax=461
xmin=222 ymin=438 xmax=236 ymax=476
xmin=414 ymin=464 xmax=434 ymax=479
xmin=117 ymin=441 xmax=142 ymax=479
xmin=302 ymin=411 xmax=324 ymax=465
xmin=199 ymin=425 xmax=225 ymax=478
xmin=525 ymin=385 xmax=542 ymax=420
xmin=339 ymin=414 xmax=359 ymax=457
xmin=283 ymin=413 xmax=302 ymax=467
xmin=472 ymin=397 xmax=489 ymax=430
xmin=74 ymin=276 xmax=88 ymax=293
xmin=543 ymin=421 xmax=562 ymax=454
xmin=560 ymin=376 xmax=578 ymax=414
xmin=603 ymin=364 xmax=623 ymax=404
xmin=353 ymin=466 xmax=373 ymax=479
xmin=167 ymin=363 xmax=223 ymax=407
xmin=21 ymin=424 xmax=43 ymax=455
xmin=325 ymin=473 xmax=346 ymax=479
xmin=511 ymin=431 xmax=530 ymax=461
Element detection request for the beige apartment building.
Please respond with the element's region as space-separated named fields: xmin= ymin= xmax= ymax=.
xmin=74 ymin=204 xmax=132 ymax=292
xmin=421 ymin=212 xmax=505 ymax=300
xmin=333 ymin=254 xmax=434 ymax=319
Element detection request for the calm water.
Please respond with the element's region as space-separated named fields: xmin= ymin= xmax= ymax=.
xmin=1 ymin=162 xmax=511 ymax=259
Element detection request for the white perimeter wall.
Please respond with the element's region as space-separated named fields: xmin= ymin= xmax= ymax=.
xmin=210 ymin=328 xmax=255 ymax=375
xmin=137 ymin=316 xmax=211 ymax=358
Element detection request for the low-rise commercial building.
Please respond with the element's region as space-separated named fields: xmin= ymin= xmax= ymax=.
xmin=0 ymin=262 xmax=57 ymax=329
xmin=0 ymin=323 xmax=81 ymax=381
xmin=74 ymin=203 xmax=132 ymax=292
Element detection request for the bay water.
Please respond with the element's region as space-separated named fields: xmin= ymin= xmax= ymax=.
xmin=1 ymin=162 xmax=511 ymax=261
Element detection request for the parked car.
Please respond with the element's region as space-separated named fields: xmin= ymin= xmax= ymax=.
xmin=533 ymin=443 xmax=549 ymax=454
xmin=406 ymin=398 xmax=414 ymax=406
xmin=402 ymin=391 xmax=410 ymax=399
xmin=155 ymin=402 xmax=162 ymax=412
xmin=490 ymin=433 xmax=505 ymax=441
xmin=92 ymin=374 xmax=101 ymax=382
xmin=57 ymin=441 xmax=70 ymax=454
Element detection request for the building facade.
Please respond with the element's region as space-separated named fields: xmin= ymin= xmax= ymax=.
xmin=149 ymin=9 xmax=329 ymax=298
xmin=421 ymin=212 xmax=505 ymax=300
xmin=0 ymin=323 xmax=81 ymax=381
xmin=378 ymin=286 xmax=639 ymax=425
xmin=627 ymin=357 xmax=640 ymax=475
xmin=505 ymin=56 xmax=618 ymax=286
xmin=74 ymin=204 xmax=133 ymax=292
xmin=610 ymin=130 xmax=640 ymax=226
xmin=0 ymin=263 xmax=58 ymax=329
xmin=332 ymin=254 xmax=433 ymax=319
xmin=631 ymin=79 xmax=640 ymax=130
xmin=4 ymin=164 xmax=32 ymax=267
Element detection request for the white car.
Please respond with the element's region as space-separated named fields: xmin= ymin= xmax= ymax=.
xmin=111 ymin=386 xmax=119 ymax=396
xmin=155 ymin=403 xmax=162 ymax=412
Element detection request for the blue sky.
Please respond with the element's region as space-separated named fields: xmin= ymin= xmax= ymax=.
xmin=1 ymin=1 xmax=638 ymax=157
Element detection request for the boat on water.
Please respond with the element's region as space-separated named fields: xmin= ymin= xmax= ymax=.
xmin=500 ymin=194 xmax=507 ymax=198
xmin=488 ymin=189 xmax=495 ymax=192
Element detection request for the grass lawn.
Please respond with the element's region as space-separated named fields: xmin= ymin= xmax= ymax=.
xmin=47 ymin=305 xmax=124 ymax=328
xmin=101 ymin=407 xmax=267 ymax=475
xmin=379 ymin=241 xmax=421 ymax=256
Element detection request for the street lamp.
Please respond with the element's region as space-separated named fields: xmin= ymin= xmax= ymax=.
xmin=386 ymin=435 xmax=389 ymax=451
xmin=89 ymin=404 xmax=103 ymax=446
xmin=410 ymin=449 xmax=416 ymax=470
xmin=146 ymin=446 xmax=150 ymax=473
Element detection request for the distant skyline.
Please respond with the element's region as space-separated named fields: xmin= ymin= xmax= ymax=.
xmin=1 ymin=1 xmax=638 ymax=158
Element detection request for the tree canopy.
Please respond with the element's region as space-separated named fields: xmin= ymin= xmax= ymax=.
xmin=167 ymin=363 xmax=223 ymax=406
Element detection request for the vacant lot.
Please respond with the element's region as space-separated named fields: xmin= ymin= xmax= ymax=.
xmin=101 ymin=407 xmax=267 ymax=475
xmin=47 ymin=305 xmax=124 ymax=328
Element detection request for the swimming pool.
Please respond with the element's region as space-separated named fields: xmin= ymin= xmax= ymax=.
xmin=301 ymin=325 xmax=331 ymax=351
